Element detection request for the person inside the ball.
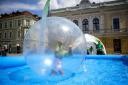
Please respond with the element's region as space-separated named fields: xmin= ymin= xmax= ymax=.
xmin=51 ymin=41 xmax=68 ymax=75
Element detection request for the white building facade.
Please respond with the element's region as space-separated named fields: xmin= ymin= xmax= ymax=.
xmin=50 ymin=0 xmax=128 ymax=54
xmin=0 ymin=11 xmax=40 ymax=53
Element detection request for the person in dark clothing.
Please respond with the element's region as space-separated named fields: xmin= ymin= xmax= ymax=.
xmin=89 ymin=46 xmax=93 ymax=54
xmin=17 ymin=46 xmax=21 ymax=53
xmin=87 ymin=49 xmax=89 ymax=55
xmin=1 ymin=47 xmax=7 ymax=56
xmin=0 ymin=47 xmax=2 ymax=56
xmin=96 ymin=41 xmax=105 ymax=55
xmin=68 ymin=45 xmax=72 ymax=56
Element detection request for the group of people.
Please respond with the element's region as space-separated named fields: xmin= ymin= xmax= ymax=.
xmin=96 ymin=41 xmax=105 ymax=55
xmin=0 ymin=45 xmax=21 ymax=56
xmin=51 ymin=40 xmax=105 ymax=75
xmin=87 ymin=41 xmax=105 ymax=55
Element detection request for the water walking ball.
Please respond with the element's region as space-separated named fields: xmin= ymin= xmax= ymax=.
xmin=23 ymin=17 xmax=86 ymax=80
xmin=85 ymin=34 xmax=106 ymax=54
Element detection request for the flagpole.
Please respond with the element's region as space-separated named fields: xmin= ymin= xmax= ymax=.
xmin=41 ymin=0 xmax=51 ymax=51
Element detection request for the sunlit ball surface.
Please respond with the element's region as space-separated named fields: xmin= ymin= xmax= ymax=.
xmin=23 ymin=17 xmax=86 ymax=80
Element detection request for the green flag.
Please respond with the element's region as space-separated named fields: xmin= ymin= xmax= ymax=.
xmin=42 ymin=0 xmax=50 ymax=17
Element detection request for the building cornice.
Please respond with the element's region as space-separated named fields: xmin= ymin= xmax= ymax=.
xmin=50 ymin=0 xmax=128 ymax=14
xmin=50 ymin=3 xmax=128 ymax=16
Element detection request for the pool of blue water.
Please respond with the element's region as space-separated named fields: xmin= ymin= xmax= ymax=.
xmin=0 ymin=55 xmax=128 ymax=85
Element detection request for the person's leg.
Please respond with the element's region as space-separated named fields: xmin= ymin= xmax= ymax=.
xmin=0 ymin=51 xmax=1 ymax=55
xmin=57 ymin=59 xmax=64 ymax=75
xmin=51 ymin=69 xmax=57 ymax=75
xmin=59 ymin=69 xmax=64 ymax=75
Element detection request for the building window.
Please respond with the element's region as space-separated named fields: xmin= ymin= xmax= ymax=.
xmin=4 ymin=32 xmax=7 ymax=38
xmin=73 ymin=20 xmax=78 ymax=26
xmin=0 ymin=23 xmax=2 ymax=29
xmin=4 ymin=22 xmax=7 ymax=28
xmin=26 ymin=20 xmax=30 ymax=26
xmin=0 ymin=33 xmax=2 ymax=39
xmin=10 ymin=21 xmax=13 ymax=28
xmin=18 ymin=31 xmax=20 ymax=38
xmin=82 ymin=19 xmax=89 ymax=33
xmin=93 ymin=18 xmax=100 ymax=31
xmin=10 ymin=32 xmax=12 ymax=38
xmin=18 ymin=20 xmax=21 ymax=26
xmin=14 ymin=20 xmax=17 ymax=27
xmin=113 ymin=18 xmax=120 ymax=30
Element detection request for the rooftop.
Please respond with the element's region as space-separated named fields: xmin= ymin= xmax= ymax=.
xmin=0 ymin=11 xmax=41 ymax=20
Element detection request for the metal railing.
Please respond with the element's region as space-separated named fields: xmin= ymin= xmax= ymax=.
xmin=83 ymin=28 xmax=128 ymax=35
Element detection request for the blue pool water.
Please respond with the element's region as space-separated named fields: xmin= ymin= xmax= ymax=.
xmin=0 ymin=55 xmax=128 ymax=85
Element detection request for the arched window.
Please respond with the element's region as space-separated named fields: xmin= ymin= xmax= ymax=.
xmin=73 ymin=20 xmax=78 ymax=26
xmin=82 ymin=19 xmax=89 ymax=33
xmin=93 ymin=18 xmax=100 ymax=31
